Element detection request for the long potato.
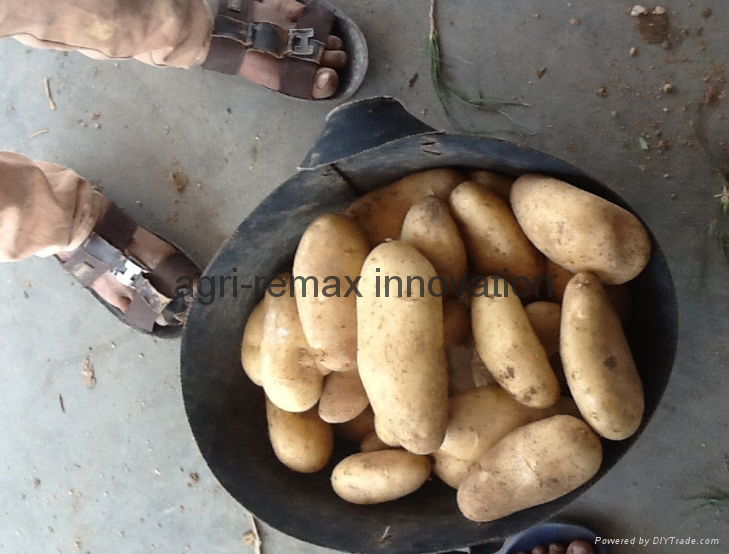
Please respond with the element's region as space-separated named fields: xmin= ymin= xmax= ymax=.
xmin=293 ymin=214 xmax=369 ymax=372
xmin=561 ymin=272 xmax=644 ymax=440
xmin=431 ymin=450 xmax=475 ymax=489
xmin=318 ymin=369 xmax=369 ymax=424
xmin=241 ymin=300 xmax=266 ymax=386
xmin=358 ymin=241 xmax=448 ymax=454
xmin=457 ymin=415 xmax=603 ymax=522
xmin=472 ymin=277 xmax=560 ymax=408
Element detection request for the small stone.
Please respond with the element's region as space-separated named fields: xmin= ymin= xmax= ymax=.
xmin=536 ymin=67 xmax=547 ymax=79
xmin=569 ymin=18 xmax=580 ymax=25
xmin=595 ymin=86 xmax=608 ymax=97
xmin=653 ymin=6 xmax=666 ymax=15
xmin=702 ymin=8 xmax=712 ymax=18
xmin=630 ymin=47 xmax=638 ymax=57
xmin=630 ymin=5 xmax=647 ymax=16
xmin=661 ymin=40 xmax=671 ymax=49
xmin=661 ymin=83 xmax=675 ymax=94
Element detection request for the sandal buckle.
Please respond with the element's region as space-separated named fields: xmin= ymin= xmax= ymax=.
xmin=112 ymin=258 xmax=146 ymax=288
xmin=289 ymin=28 xmax=315 ymax=56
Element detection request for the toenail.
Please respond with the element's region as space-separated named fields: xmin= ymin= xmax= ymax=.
xmin=315 ymin=72 xmax=331 ymax=89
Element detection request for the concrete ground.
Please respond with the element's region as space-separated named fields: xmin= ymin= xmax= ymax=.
xmin=1 ymin=0 xmax=728 ymax=552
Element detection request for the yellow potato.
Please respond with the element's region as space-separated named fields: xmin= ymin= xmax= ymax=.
xmin=457 ymin=415 xmax=603 ymax=522
xmin=374 ymin=416 xmax=402 ymax=447
xmin=260 ymin=274 xmax=323 ymax=413
xmin=440 ymin=385 xmax=578 ymax=462
xmin=266 ymin=399 xmax=333 ymax=473
xmin=449 ymin=180 xmax=544 ymax=287
xmin=331 ymin=450 xmax=431 ymax=504
xmin=524 ymin=301 xmax=562 ymax=357
xmin=345 ymin=169 xmax=464 ymax=245
xmin=358 ymin=241 xmax=448 ymax=454
xmin=335 ymin=407 xmax=375 ymax=442
xmin=472 ymin=277 xmax=560 ymax=408
xmin=293 ymin=214 xmax=369 ymax=372
xmin=318 ymin=369 xmax=369 ymax=424
xmin=360 ymin=432 xmax=392 ymax=452
xmin=431 ymin=450 xmax=475 ymax=489
xmin=511 ymin=174 xmax=651 ymax=285
xmin=443 ymin=299 xmax=470 ymax=347
xmin=400 ymin=196 xmax=468 ymax=296
xmin=561 ymin=272 xmax=644 ymax=440
xmin=240 ymin=299 xmax=266 ymax=386
xmin=468 ymin=170 xmax=514 ymax=203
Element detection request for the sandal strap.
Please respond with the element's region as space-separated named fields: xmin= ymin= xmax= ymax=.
xmin=148 ymin=251 xmax=200 ymax=298
xmin=93 ymin=201 xmax=138 ymax=251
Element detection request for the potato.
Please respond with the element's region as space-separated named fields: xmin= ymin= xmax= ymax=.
xmin=335 ymin=407 xmax=375 ymax=442
xmin=446 ymin=345 xmax=477 ymax=395
xmin=511 ymin=175 xmax=651 ymax=285
xmin=472 ymin=277 xmax=560 ymax=408
xmin=440 ymin=386 xmax=578 ymax=462
xmin=443 ymin=299 xmax=469 ymax=347
xmin=360 ymin=432 xmax=392 ymax=452
xmin=293 ymin=214 xmax=369 ymax=372
xmin=374 ymin=416 xmax=401 ymax=447
xmin=358 ymin=241 xmax=448 ymax=454
xmin=431 ymin=450 xmax=475 ymax=489
xmin=449 ymin=180 xmax=544 ymax=287
xmin=345 ymin=169 xmax=464 ymax=245
xmin=400 ymin=196 xmax=468 ymax=295
xmin=266 ymin=399 xmax=333 ymax=473
xmin=524 ymin=301 xmax=562 ymax=357
xmin=318 ymin=369 xmax=369 ymax=424
xmin=468 ymin=170 xmax=514 ymax=203
xmin=241 ymin=299 xmax=266 ymax=386
xmin=457 ymin=415 xmax=603 ymax=522
xmin=331 ymin=450 xmax=431 ymax=504
xmin=260 ymin=274 xmax=323 ymax=412
xmin=561 ymin=272 xmax=644 ymax=440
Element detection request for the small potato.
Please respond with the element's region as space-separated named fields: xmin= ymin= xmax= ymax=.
xmin=266 ymin=399 xmax=333 ymax=473
xmin=360 ymin=432 xmax=392 ymax=452
xmin=449 ymin=181 xmax=544 ymax=286
xmin=446 ymin=345 xmax=477 ymax=395
xmin=260 ymin=274 xmax=323 ymax=412
xmin=511 ymin=175 xmax=651 ymax=285
xmin=400 ymin=196 xmax=468 ymax=295
xmin=524 ymin=301 xmax=562 ymax=357
xmin=561 ymin=272 xmax=644 ymax=440
xmin=468 ymin=170 xmax=514 ymax=203
xmin=444 ymin=299 xmax=470 ymax=347
xmin=346 ymin=169 xmax=464 ymax=245
xmin=431 ymin=450 xmax=475 ymax=489
xmin=241 ymin=299 xmax=266 ymax=386
xmin=358 ymin=241 xmax=448 ymax=454
xmin=457 ymin=415 xmax=603 ymax=522
xmin=335 ymin=407 xmax=375 ymax=442
xmin=293 ymin=214 xmax=369 ymax=372
xmin=472 ymin=277 xmax=560 ymax=408
xmin=331 ymin=450 xmax=431 ymax=504
xmin=318 ymin=370 xmax=369 ymax=424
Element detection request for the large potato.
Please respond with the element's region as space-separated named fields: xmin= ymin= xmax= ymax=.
xmin=511 ymin=175 xmax=651 ymax=285
xmin=561 ymin=272 xmax=644 ymax=440
xmin=358 ymin=241 xmax=448 ymax=454
xmin=240 ymin=299 xmax=266 ymax=386
xmin=260 ymin=274 xmax=323 ymax=412
xmin=374 ymin=416 xmax=401 ymax=447
xmin=331 ymin=450 xmax=431 ymax=504
xmin=449 ymin=180 xmax=544 ymax=287
xmin=266 ymin=399 xmax=333 ymax=473
xmin=431 ymin=450 xmax=475 ymax=489
xmin=457 ymin=415 xmax=603 ymax=522
xmin=318 ymin=370 xmax=369 ymax=424
xmin=335 ymin=407 xmax=375 ymax=442
xmin=472 ymin=277 xmax=560 ymax=408
xmin=440 ymin=385 xmax=577 ymax=462
xmin=293 ymin=214 xmax=369 ymax=372
xmin=400 ymin=196 xmax=468 ymax=295
xmin=345 ymin=169 xmax=464 ymax=245
xmin=468 ymin=170 xmax=514 ymax=203
xmin=524 ymin=301 xmax=562 ymax=358
xmin=443 ymin=299 xmax=470 ymax=347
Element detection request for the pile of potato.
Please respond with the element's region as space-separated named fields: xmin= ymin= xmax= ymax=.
xmin=240 ymin=168 xmax=651 ymax=522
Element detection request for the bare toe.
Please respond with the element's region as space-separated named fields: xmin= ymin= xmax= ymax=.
xmin=284 ymin=0 xmax=306 ymax=21
xmin=321 ymin=49 xmax=347 ymax=70
xmin=312 ymin=67 xmax=339 ymax=99
xmin=326 ymin=35 xmax=343 ymax=50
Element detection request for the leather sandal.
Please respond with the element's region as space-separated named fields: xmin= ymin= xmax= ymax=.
xmin=58 ymin=203 xmax=201 ymax=339
xmin=203 ymin=0 xmax=368 ymax=101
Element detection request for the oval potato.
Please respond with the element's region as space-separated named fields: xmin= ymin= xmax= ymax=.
xmin=374 ymin=416 xmax=402 ymax=447
xmin=241 ymin=300 xmax=266 ymax=386
xmin=457 ymin=415 xmax=603 ymax=522
xmin=400 ymin=196 xmax=468 ymax=296
xmin=345 ymin=169 xmax=464 ymax=245
xmin=358 ymin=241 xmax=448 ymax=454
xmin=561 ymin=272 xmax=644 ymax=440
xmin=260 ymin=274 xmax=323 ymax=412
xmin=335 ymin=407 xmax=375 ymax=442
xmin=431 ymin=450 xmax=475 ymax=489
xmin=331 ymin=450 xmax=431 ymax=504
xmin=511 ymin=174 xmax=651 ymax=285
xmin=472 ymin=277 xmax=560 ymax=408
xmin=468 ymin=170 xmax=514 ymax=203
xmin=318 ymin=369 xmax=369 ymax=424
xmin=524 ymin=301 xmax=562 ymax=358
xmin=266 ymin=399 xmax=333 ymax=473
xmin=293 ymin=214 xmax=369 ymax=372
xmin=449 ymin=180 xmax=544 ymax=286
